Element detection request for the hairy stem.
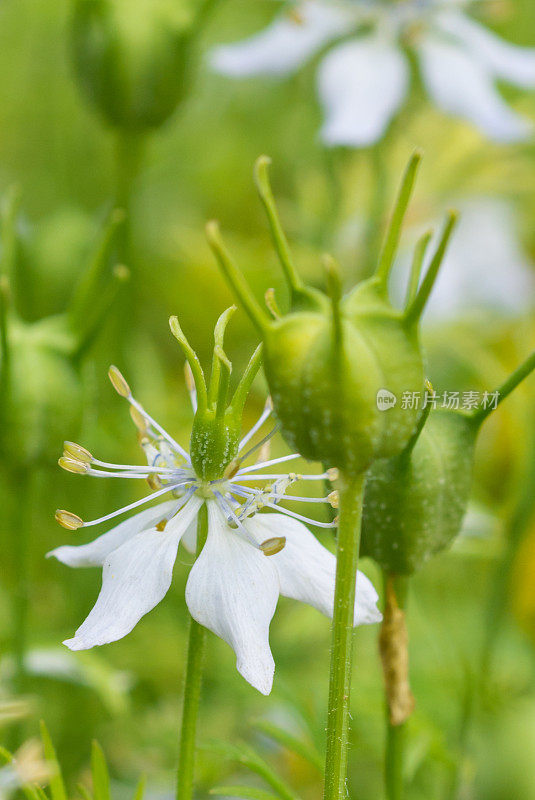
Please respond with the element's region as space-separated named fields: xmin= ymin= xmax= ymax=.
xmin=176 ymin=505 xmax=208 ymax=800
xmin=323 ymin=472 xmax=365 ymax=800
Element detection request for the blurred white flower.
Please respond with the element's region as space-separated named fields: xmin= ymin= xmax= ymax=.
xmin=211 ymin=0 xmax=535 ymax=146
xmin=392 ymin=197 xmax=535 ymax=319
xmin=0 ymin=740 xmax=49 ymax=800
xmin=48 ymin=370 xmax=381 ymax=695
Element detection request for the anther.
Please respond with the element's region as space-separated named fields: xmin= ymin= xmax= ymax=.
xmin=108 ymin=365 xmax=131 ymax=398
xmin=130 ymin=405 xmax=148 ymax=433
xmin=155 ymin=519 xmax=167 ymax=531
xmin=264 ymin=288 xmax=281 ymax=319
xmin=327 ymin=468 xmax=339 ymax=482
xmin=224 ymin=459 xmax=241 ymax=479
xmin=184 ymin=362 xmax=195 ymax=393
xmin=63 ymin=442 xmax=92 ymax=463
xmin=147 ymin=474 xmax=163 ymax=491
xmin=58 ymin=457 xmax=89 ymax=475
xmin=328 ymin=490 xmax=339 ymax=508
xmin=260 ymin=537 xmax=286 ymax=556
xmin=55 ymin=510 xmax=83 ymax=530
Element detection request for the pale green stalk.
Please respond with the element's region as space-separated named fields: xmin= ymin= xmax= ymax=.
xmin=323 ymin=472 xmax=366 ymax=800
xmin=176 ymin=504 xmax=208 ymax=800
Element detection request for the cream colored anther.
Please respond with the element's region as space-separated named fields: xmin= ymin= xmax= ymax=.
xmin=108 ymin=365 xmax=131 ymax=398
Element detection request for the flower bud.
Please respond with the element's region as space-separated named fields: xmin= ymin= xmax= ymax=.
xmin=361 ymin=352 xmax=535 ymax=574
xmin=0 ymin=200 xmax=127 ymax=466
xmin=71 ymin=0 xmax=203 ymax=131
xmin=208 ymin=154 xmax=456 ymax=476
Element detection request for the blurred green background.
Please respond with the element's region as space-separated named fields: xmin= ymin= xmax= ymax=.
xmin=1 ymin=1 xmax=535 ymax=798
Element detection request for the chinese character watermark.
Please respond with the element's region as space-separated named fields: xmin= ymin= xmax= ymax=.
xmin=377 ymin=389 xmax=501 ymax=411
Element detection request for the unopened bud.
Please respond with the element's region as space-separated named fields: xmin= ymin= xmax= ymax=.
xmin=327 ymin=468 xmax=339 ymax=482
xmin=108 ymin=365 xmax=130 ymax=398
xmin=55 ymin=510 xmax=83 ymax=530
xmin=328 ymin=490 xmax=339 ymax=508
xmin=58 ymin=457 xmax=89 ymax=474
xmin=130 ymin=406 xmax=148 ymax=433
xmin=260 ymin=536 xmax=286 ymax=556
xmin=63 ymin=441 xmax=92 ymax=463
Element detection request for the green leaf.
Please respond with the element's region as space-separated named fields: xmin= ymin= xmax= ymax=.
xmin=34 ymin=785 xmax=51 ymax=800
xmin=210 ymin=785 xmax=281 ymax=800
xmin=204 ymin=740 xmax=299 ymax=800
xmin=76 ymin=781 xmax=94 ymax=800
xmin=90 ymin=741 xmax=111 ymax=800
xmin=133 ymin=774 xmax=147 ymax=800
xmin=40 ymin=720 xmax=67 ymax=800
xmin=253 ymin=720 xmax=323 ymax=774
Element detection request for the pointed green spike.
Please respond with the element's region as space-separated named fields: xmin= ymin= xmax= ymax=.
xmin=404 ymin=211 xmax=458 ymax=325
xmin=254 ymin=155 xmax=303 ymax=295
xmin=471 ymin=350 xmax=535 ymax=426
xmin=405 ymin=230 xmax=433 ymax=306
xmin=214 ymin=344 xmax=232 ymax=418
xmin=169 ymin=315 xmax=208 ymax=411
xmin=323 ymin=254 xmax=343 ymax=348
xmin=69 ymin=208 xmax=125 ymax=325
xmin=208 ymin=305 xmax=236 ymax=405
xmin=206 ymin=221 xmax=270 ymax=332
xmin=229 ymin=343 xmax=263 ymax=417
xmin=72 ymin=263 xmax=130 ymax=361
xmin=375 ymin=151 xmax=422 ymax=289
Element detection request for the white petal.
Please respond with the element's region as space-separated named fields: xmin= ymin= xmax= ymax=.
xmin=317 ymin=35 xmax=409 ymax=147
xmin=422 ymin=198 xmax=535 ymax=319
xmin=47 ymin=500 xmax=179 ymax=567
xmin=436 ymin=11 xmax=535 ymax=88
xmin=181 ymin=517 xmax=198 ymax=554
xmin=63 ymin=497 xmax=202 ymax=650
xmin=210 ymin=1 xmax=350 ymax=78
xmin=185 ymin=503 xmax=279 ymax=695
xmin=418 ymin=34 xmax=533 ymax=142
xmin=245 ymin=513 xmax=382 ymax=625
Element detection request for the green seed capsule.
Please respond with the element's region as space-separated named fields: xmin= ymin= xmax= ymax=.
xmin=361 ymin=409 xmax=477 ymax=574
xmin=208 ymin=154 xmax=456 ymax=476
xmin=71 ymin=0 xmax=201 ymax=131
xmin=361 ymin=351 xmax=535 ymax=574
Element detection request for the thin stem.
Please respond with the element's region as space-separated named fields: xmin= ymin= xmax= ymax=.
xmin=177 ymin=504 xmax=208 ymax=800
xmin=323 ymin=471 xmax=366 ymax=800
xmin=114 ymin=131 xmax=146 ymax=267
xmin=471 ymin=350 xmax=535 ymax=427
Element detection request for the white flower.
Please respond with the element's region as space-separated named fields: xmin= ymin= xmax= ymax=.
xmin=48 ymin=369 xmax=381 ymax=695
xmin=211 ymin=0 xmax=535 ymax=146
xmin=390 ymin=197 xmax=535 ymax=320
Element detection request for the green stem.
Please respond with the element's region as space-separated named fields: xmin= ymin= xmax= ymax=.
xmin=383 ymin=574 xmax=410 ymax=800
xmin=323 ymin=471 xmax=366 ymax=800
xmin=12 ymin=467 xmax=34 ymax=694
xmin=114 ymin=131 xmax=146 ymax=265
xmin=176 ymin=504 xmax=208 ymax=800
